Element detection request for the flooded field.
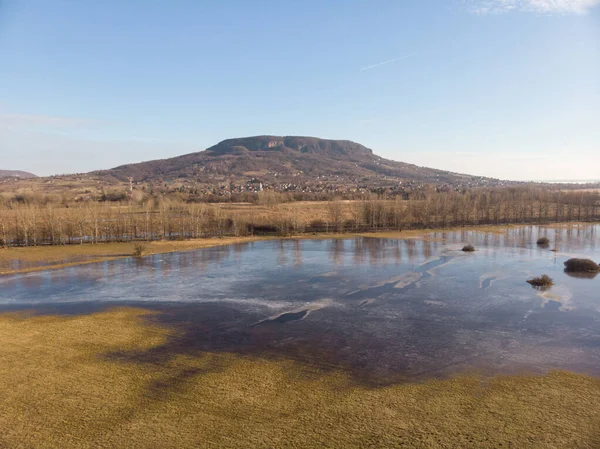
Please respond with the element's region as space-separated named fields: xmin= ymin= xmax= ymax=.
xmin=2 ymin=224 xmax=599 ymax=383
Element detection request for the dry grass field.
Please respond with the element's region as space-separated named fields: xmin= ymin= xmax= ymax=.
xmin=0 ymin=307 xmax=599 ymax=448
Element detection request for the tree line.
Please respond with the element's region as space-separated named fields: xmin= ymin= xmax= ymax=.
xmin=1 ymin=187 xmax=599 ymax=247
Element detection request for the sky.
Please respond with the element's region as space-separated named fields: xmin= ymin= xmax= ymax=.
xmin=0 ymin=0 xmax=598 ymax=181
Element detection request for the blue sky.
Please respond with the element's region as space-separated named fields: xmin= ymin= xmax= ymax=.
xmin=0 ymin=0 xmax=598 ymax=180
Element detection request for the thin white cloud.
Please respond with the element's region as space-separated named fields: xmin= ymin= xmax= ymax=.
xmin=468 ymin=0 xmax=600 ymax=14
xmin=360 ymin=54 xmax=417 ymax=71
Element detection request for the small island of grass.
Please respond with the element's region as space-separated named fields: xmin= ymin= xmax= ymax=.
xmin=527 ymin=274 xmax=554 ymax=288
xmin=564 ymin=258 xmax=600 ymax=273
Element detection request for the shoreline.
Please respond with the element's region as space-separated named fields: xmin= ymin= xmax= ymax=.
xmin=1 ymin=222 xmax=597 ymax=276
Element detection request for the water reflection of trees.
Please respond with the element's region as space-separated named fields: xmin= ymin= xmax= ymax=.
xmin=141 ymin=245 xmax=240 ymax=277
xmin=292 ymin=240 xmax=303 ymax=266
xmin=16 ymin=226 xmax=599 ymax=285
xmin=429 ymin=225 xmax=598 ymax=254
xmin=328 ymin=239 xmax=345 ymax=265
xmin=346 ymin=237 xmax=442 ymax=266
xmin=277 ymin=240 xmax=288 ymax=266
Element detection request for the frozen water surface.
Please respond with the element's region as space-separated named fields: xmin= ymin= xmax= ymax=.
xmin=1 ymin=224 xmax=599 ymax=383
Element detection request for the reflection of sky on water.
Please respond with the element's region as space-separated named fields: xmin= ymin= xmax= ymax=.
xmin=1 ymin=224 xmax=599 ymax=381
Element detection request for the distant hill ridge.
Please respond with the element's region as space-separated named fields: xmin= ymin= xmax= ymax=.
xmin=96 ymin=135 xmax=491 ymax=186
xmin=207 ymin=136 xmax=374 ymax=157
xmin=0 ymin=170 xmax=37 ymax=179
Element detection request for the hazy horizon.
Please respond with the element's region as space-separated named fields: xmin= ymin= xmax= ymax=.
xmin=1 ymin=142 xmax=599 ymax=184
xmin=4 ymin=139 xmax=600 ymax=184
xmin=1 ymin=0 xmax=599 ymax=181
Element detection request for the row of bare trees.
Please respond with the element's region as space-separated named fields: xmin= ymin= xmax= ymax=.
xmin=329 ymin=188 xmax=600 ymax=232
xmin=1 ymin=187 xmax=599 ymax=247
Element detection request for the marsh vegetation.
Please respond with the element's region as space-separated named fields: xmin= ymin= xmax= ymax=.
xmin=132 ymin=243 xmax=147 ymax=258
xmin=564 ymin=258 xmax=600 ymax=273
xmin=1 ymin=187 xmax=600 ymax=248
xmin=536 ymin=236 xmax=550 ymax=245
xmin=527 ymin=274 xmax=554 ymax=288
xmin=3 ymin=225 xmax=600 ymax=447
